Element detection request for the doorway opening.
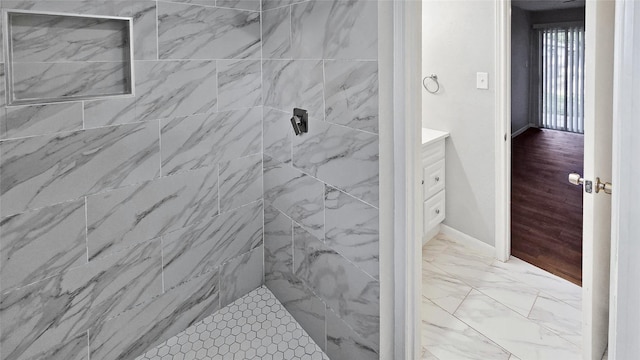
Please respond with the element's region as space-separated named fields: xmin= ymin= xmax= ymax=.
xmin=510 ymin=3 xmax=586 ymax=286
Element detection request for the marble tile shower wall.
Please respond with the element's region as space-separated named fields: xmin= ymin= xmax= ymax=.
xmin=0 ymin=1 xmax=264 ymax=360
xmin=261 ymin=0 xmax=380 ymax=359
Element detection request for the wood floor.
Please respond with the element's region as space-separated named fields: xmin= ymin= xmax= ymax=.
xmin=511 ymin=128 xmax=584 ymax=286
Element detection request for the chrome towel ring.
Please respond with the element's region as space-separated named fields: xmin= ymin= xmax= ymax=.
xmin=423 ymin=74 xmax=440 ymax=94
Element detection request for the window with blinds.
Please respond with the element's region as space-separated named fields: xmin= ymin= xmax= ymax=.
xmin=536 ymin=24 xmax=585 ymax=134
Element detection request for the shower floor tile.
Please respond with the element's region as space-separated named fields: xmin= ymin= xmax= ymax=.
xmin=136 ymin=286 xmax=329 ymax=360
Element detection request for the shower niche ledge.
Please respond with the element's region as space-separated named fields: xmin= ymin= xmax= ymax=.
xmin=3 ymin=10 xmax=134 ymax=105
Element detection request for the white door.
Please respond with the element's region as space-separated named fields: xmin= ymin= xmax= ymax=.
xmin=609 ymin=0 xmax=640 ymax=358
xmin=582 ymin=1 xmax=615 ymax=359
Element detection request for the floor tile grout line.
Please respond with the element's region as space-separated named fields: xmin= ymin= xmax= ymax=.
xmin=437 ymin=256 xmax=579 ymax=332
xmin=429 ymin=237 xmax=581 ymax=312
xmin=450 ymin=287 xmax=473 ymax=315
xmin=423 ymin=237 xmax=582 ymax=357
xmin=424 ymin=297 xmax=512 ymax=358
xmin=448 ymin=274 xmax=580 ymax=356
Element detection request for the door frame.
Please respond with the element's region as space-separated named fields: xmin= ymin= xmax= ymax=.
xmin=495 ymin=0 xmax=622 ymax=358
xmin=386 ymin=0 xmax=423 ymax=358
xmin=495 ymin=0 xmax=512 ymax=263
xmin=608 ymin=0 xmax=639 ymax=357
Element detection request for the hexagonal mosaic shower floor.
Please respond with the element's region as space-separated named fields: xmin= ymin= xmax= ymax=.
xmin=136 ymin=286 xmax=329 ymax=360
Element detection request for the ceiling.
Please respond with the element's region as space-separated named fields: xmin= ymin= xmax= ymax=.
xmin=512 ymin=0 xmax=586 ymax=11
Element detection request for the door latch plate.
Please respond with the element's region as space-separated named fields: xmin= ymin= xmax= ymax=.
xmin=585 ymin=180 xmax=593 ymax=193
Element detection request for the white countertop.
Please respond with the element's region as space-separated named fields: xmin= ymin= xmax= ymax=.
xmin=422 ymin=128 xmax=449 ymax=146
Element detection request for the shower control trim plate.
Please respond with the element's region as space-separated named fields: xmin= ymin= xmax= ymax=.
xmin=290 ymin=108 xmax=308 ymax=136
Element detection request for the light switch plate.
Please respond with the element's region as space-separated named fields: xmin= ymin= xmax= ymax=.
xmin=476 ymin=72 xmax=489 ymax=90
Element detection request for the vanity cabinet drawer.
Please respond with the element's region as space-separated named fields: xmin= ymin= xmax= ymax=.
xmin=421 ymin=141 xmax=445 ymax=167
xmin=424 ymin=190 xmax=445 ymax=234
xmin=423 ymin=159 xmax=445 ymax=200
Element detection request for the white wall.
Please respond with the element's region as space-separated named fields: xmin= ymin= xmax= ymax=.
xmin=511 ymin=6 xmax=531 ymax=135
xmin=422 ymin=0 xmax=496 ymax=245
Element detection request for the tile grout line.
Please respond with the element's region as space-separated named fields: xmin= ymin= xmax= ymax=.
xmin=86 ymin=329 xmax=90 ymax=360
xmin=526 ymin=293 xmax=540 ymax=319
xmin=451 ymin=287 xmax=473 ymax=315
xmin=272 ymin=202 xmax=378 ymax=283
xmin=427 ymin=296 xmax=513 ymax=358
xmin=155 ymin=0 xmax=159 ymax=61
xmin=266 ymin=153 xmax=379 ymax=210
xmin=433 ymin=250 xmax=580 ymax=357
xmin=429 ymin=250 xmax=541 ymax=321
xmin=84 ymin=196 xmax=89 ymax=263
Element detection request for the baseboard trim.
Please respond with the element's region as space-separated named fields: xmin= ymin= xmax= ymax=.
xmin=440 ymin=224 xmax=495 ymax=255
xmin=511 ymin=124 xmax=532 ymax=138
xmin=422 ymin=225 xmax=441 ymax=246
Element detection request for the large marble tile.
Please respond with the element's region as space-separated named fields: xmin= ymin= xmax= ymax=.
xmin=263 ymin=155 xmax=324 ymax=240
xmin=293 ymin=120 xmax=379 ymax=206
xmin=9 ymin=13 xmax=128 ymax=63
xmin=422 ymin=348 xmax=439 ymax=360
xmin=131 ymin=0 xmax=158 ymax=60
xmin=157 ymin=1 xmax=260 ymax=60
xmin=0 ymin=200 xmax=86 ymax=293
xmin=0 ymin=331 xmax=87 ymax=360
xmin=83 ymin=97 xmax=136 ymax=128
xmin=262 ymin=0 xmax=306 ymax=11
xmin=0 ymin=66 xmax=5 ymax=109
xmin=528 ymin=293 xmax=582 ymax=347
xmin=422 ymin=262 xmax=472 ymax=314
xmin=325 ymin=185 xmax=379 ymax=279
xmin=0 ymin=240 xmax=162 ymax=360
xmin=1 ymin=102 xmax=83 ymax=139
xmin=162 ymin=200 xmax=263 ymax=290
xmin=290 ymin=0 xmax=377 ymax=60
xmin=217 ymin=0 xmax=260 ymax=11
xmin=262 ymin=6 xmax=291 ymax=59
xmin=427 ymin=240 xmax=496 ymax=282
xmin=324 ymin=60 xmax=378 ymax=133
xmin=220 ymin=246 xmax=264 ymax=307
xmin=421 ymin=298 xmax=510 ymax=360
xmin=12 ymin=61 xmax=129 ymax=103
xmin=490 ymin=256 xmax=582 ymax=310
xmin=263 ymin=107 xmax=292 ymax=164
xmin=135 ymin=60 xmax=217 ymax=121
xmin=1 ymin=1 xmax=130 ymax=18
xmin=262 ymin=59 xmax=324 ymax=120
xmin=217 ymin=59 xmax=261 ymax=111
xmin=264 ymin=205 xmax=293 ymax=277
xmin=161 ymin=108 xmax=261 ymax=176
xmin=326 ymin=308 xmax=379 ymax=359
xmin=422 ymin=235 xmax=453 ymax=262
xmin=266 ymin=271 xmax=326 ymax=349
xmin=454 ymin=290 xmax=581 ymax=360
xmin=219 ymin=154 xmax=262 ymax=213
xmin=165 ymin=0 xmax=216 ymax=6
xmin=429 ymin=242 xmax=539 ymax=317
xmin=294 ymin=224 xmax=379 ymax=346
xmin=89 ymin=268 xmax=220 ymax=360
xmin=87 ymin=166 xmax=218 ymax=260
xmin=0 ymin=121 xmax=160 ymax=217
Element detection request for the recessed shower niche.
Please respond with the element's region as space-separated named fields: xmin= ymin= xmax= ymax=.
xmin=4 ymin=10 xmax=133 ymax=105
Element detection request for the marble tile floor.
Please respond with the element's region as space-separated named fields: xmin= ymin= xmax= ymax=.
xmin=422 ymin=233 xmax=585 ymax=360
xmin=137 ymin=286 xmax=329 ymax=360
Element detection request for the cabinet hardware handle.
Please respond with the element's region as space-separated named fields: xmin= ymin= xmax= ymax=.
xmin=435 ymin=176 xmax=440 ymax=182
xmin=435 ymin=209 xmax=440 ymax=215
